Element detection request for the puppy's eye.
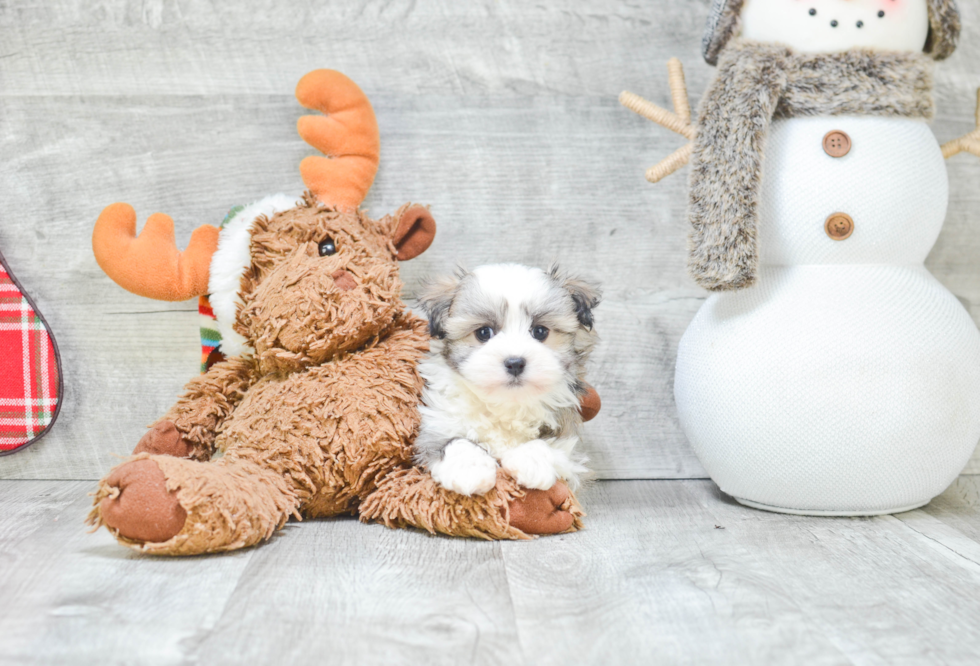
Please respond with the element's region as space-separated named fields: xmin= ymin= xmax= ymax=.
xmin=531 ymin=325 xmax=549 ymax=342
xmin=475 ymin=326 xmax=495 ymax=343
xmin=318 ymin=238 xmax=337 ymax=257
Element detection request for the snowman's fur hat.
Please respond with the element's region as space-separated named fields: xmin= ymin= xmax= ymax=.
xmin=702 ymin=0 xmax=961 ymax=66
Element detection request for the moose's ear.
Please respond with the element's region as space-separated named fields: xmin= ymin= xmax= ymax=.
xmin=392 ymin=205 xmax=436 ymax=261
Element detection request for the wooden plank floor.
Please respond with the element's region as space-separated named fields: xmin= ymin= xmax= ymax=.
xmin=3 ymin=477 xmax=980 ymax=665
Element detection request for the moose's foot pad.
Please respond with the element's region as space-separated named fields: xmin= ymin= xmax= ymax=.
xmin=100 ymin=459 xmax=187 ymax=544
xmin=509 ymin=481 xmax=583 ymax=535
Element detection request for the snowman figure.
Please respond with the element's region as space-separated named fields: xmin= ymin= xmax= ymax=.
xmin=623 ymin=0 xmax=980 ymax=515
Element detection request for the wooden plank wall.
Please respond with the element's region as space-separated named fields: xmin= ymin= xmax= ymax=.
xmin=1 ymin=0 xmax=979 ymax=480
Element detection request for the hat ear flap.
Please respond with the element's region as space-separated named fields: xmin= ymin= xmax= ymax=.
xmin=702 ymin=0 xmax=745 ymax=66
xmin=925 ymin=0 xmax=961 ymax=61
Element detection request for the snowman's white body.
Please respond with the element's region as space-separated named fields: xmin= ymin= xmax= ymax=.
xmin=674 ymin=116 xmax=980 ymax=514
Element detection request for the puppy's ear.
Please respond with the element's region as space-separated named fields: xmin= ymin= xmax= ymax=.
xmin=551 ymin=264 xmax=601 ymax=331
xmin=417 ymin=270 xmax=462 ymax=339
xmin=392 ymin=204 xmax=436 ymax=261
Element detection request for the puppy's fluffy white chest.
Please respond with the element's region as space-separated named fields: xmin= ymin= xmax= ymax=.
xmin=419 ymin=355 xmax=563 ymax=459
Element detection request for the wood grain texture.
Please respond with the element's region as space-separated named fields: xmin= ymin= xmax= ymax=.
xmin=0 ymin=481 xmax=258 ymax=665
xmin=0 ymin=0 xmax=978 ymax=480
xmin=501 ymin=479 xmax=980 ymax=665
xmin=3 ymin=477 xmax=980 ymax=664
xmin=190 ymin=520 xmax=522 ymax=665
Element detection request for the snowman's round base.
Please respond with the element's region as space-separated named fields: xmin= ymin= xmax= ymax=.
xmin=734 ymin=497 xmax=931 ymax=517
xmin=676 ymin=263 xmax=980 ymax=521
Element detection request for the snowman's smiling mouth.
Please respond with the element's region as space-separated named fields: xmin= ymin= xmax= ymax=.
xmin=734 ymin=0 xmax=942 ymax=59
xmin=806 ymin=4 xmax=889 ymax=30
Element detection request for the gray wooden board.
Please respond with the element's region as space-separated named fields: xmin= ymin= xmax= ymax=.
xmin=190 ymin=516 xmax=524 ymax=665
xmin=0 ymin=480 xmax=259 ymax=665
xmin=3 ymin=477 xmax=980 ymax=665
xmin=503 ymin=478 xmax=980 ymax=666
xmin=0 ymin=0 xmax=978 ymax=480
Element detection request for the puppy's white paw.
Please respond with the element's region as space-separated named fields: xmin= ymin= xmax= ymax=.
xmin=545 ymin=440 xmax=589 ymax=491
xmin=500 ymin=440 xmax=560 ymax=490
xmin=430 ymin=439 xmax=499 ymax=496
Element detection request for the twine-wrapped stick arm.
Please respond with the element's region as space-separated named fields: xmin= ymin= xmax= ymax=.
xmin=619 ymin=91 xmax=695 ymax=140
xmin=620 ymin=58 xmax=696 ymax=183
xmin=646 ymin=143 xmax=694 ymax=184
xmin=942 ymin=89 xmax=980 ymax=160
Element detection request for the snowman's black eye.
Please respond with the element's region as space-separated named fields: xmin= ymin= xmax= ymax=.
xmin=809 ymin=8 xmax=816 ymax=16
xmin=475 ymin=326 xmax=495 ymax=343
xmin=318 ymin=238 xmax=337 ymax=256
xmin=856 ymin=20 xmax=864 ymax=28
xmin=831 ymin=19 xmax=839 ymax=27
xmin=878 ymin=10 xmax=885 ymax=18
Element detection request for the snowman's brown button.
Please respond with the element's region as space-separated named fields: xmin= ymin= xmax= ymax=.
xmin=825 ymin=213 xmax=854 ymax=240
xmin=823 ymin=130 xmax=852 ymax=158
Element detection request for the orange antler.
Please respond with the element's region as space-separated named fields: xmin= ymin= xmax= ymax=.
xmin=296 ymin=70 xmax=381 ymax=211
xmin=92 ymin=203 xmax=219 ymax=301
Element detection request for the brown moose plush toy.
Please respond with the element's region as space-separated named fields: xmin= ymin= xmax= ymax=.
xmin=87 ymin=70 xmax=595 ymax=555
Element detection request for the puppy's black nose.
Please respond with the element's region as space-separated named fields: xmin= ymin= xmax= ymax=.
xmin=504 ymin=357 xmax=526 ymax=377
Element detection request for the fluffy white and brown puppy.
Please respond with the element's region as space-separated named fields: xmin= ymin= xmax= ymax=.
xmin=414 ymin=264 xmax=600 ymax=496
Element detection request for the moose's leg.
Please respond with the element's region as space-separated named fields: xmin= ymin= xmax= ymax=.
xmin=88 ymin=454 xmax=299 ymax=555
xmin=358 ymin=467 xmax=584 ymax=540
xmin=133 ymin=356 xmax=259 ymax=461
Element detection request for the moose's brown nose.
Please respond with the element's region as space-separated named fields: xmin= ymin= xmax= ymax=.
xmin=331 ymin=269 xmax=357 ymax=292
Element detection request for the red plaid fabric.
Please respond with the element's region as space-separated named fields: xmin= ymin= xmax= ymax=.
xmin=0 ymin=258 xmax=61 ymax=454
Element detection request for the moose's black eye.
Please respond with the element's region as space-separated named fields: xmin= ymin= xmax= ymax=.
xmin=475 ymin=326 xmax=495 ymax=343
xmin=531 ymin=325 xmax=550 ymax=342
xmin=318 ymin=238 xmax=337 ymax=257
